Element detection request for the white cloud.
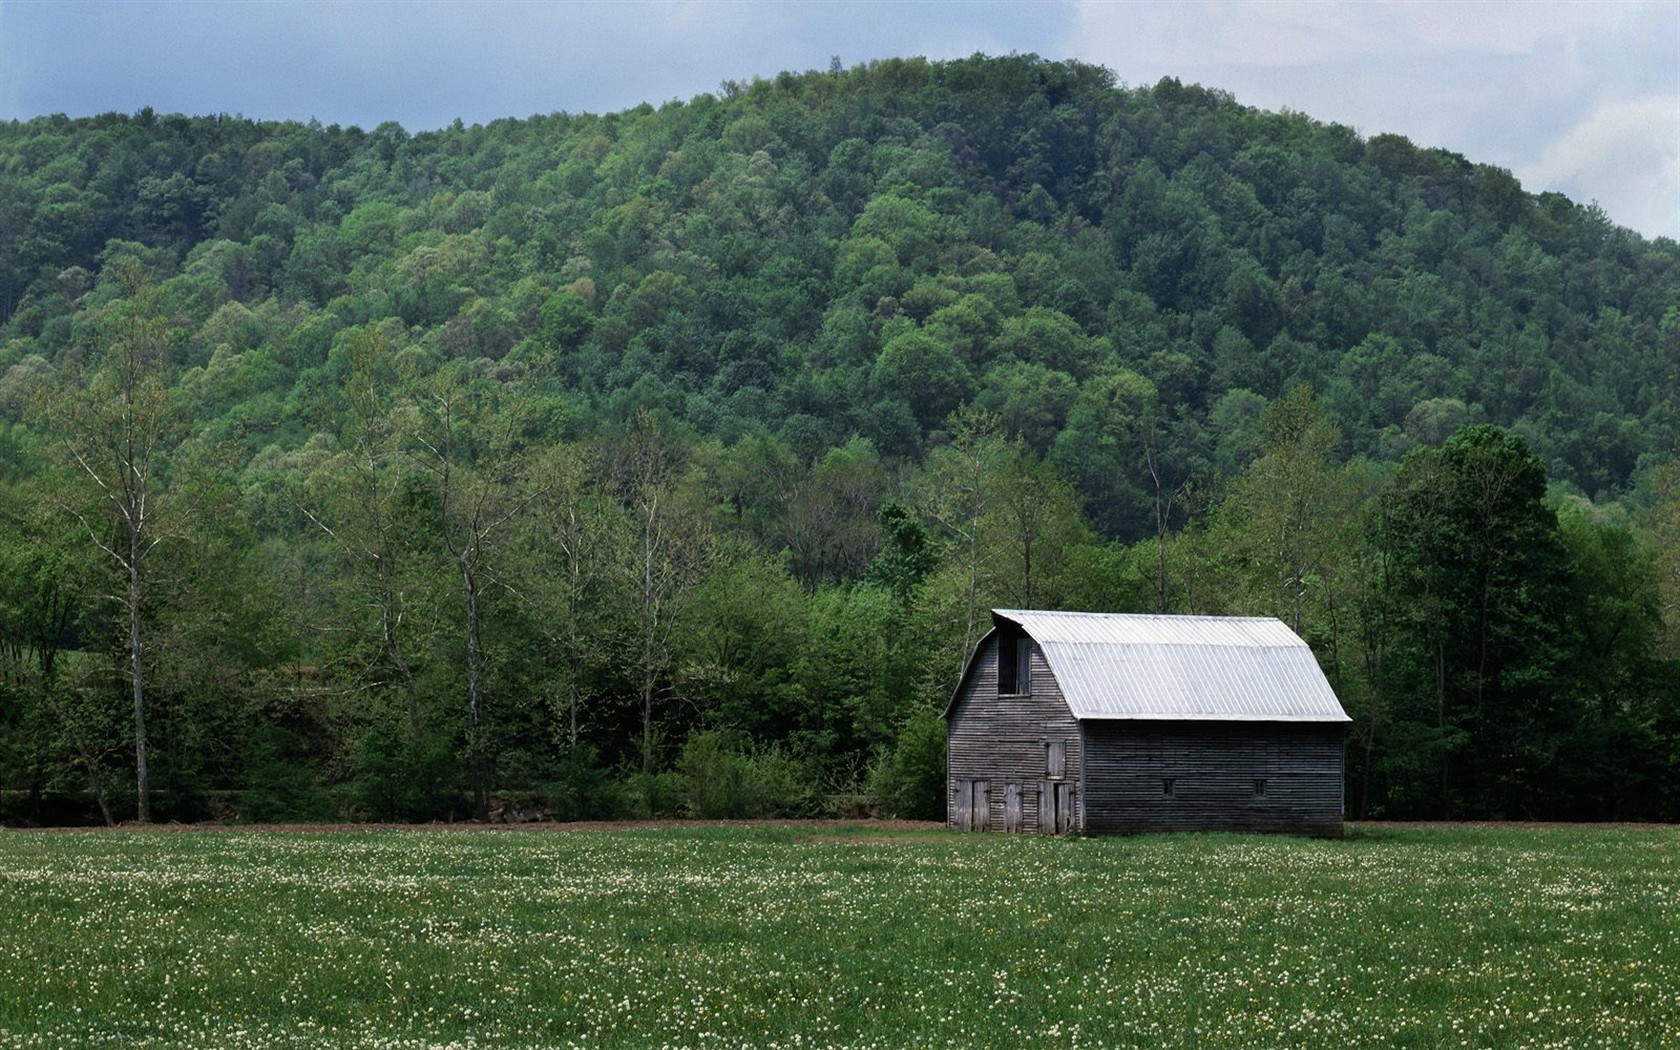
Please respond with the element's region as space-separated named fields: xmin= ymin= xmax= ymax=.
xmin=1521 ymin=94 xmax=1680 ymax=240
xmin=1068 ymin=0 xmax=1642 ymax=69
xmin=1062 ymin=0 xmax=1680 ymax=240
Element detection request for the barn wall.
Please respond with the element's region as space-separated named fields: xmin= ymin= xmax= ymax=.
xmin=947 ymin=635 xmax=1081 ymax=833
xmin=1081 ymin=720 xmax=1346 ymax=836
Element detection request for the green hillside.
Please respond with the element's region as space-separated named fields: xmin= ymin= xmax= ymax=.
xmin=1 ymin=55 xmax=1677 ymax=825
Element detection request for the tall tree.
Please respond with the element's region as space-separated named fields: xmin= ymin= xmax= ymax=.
xmin=985 ymin=449 xmax=1089 ymax=609
xmin=611 ymin=410 xmax=713 ymax=774
xmin=919 ymin=406 xmax=1006 ymax=670
xmin=1378 ymin=424 xmax=1569 ymax=816
xmin=39 ymin=260 xmax=186 ymax=822
xmin=297 ymin=324 xmax=428 ymax=732
xmin=1225 ymin=385 xmax=1353 ymax=633
xmin=402 ymin=359 xmax=538 ymax=819
xmin=514 ymin=441 xmax=625 ymax=754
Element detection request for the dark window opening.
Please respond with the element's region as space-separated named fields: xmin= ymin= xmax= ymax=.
xmin=997 ymin=632 xmax=1030 ymax=695
xmin=1162 ymin=777 xmax=1175 ymax=796
xmin=1254 ymin=778 xmax=1267 ymax=796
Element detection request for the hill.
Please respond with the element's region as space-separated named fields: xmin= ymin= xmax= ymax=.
xmin=1 ymin=55 xmax=1677 ymax=825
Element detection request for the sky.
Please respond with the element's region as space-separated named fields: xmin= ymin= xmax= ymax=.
xmin=2 ymin=0 xmax=1676 ymax=241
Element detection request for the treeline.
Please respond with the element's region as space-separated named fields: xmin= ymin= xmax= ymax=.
xmin=1 ymin=55 xmax=1678 ymax=824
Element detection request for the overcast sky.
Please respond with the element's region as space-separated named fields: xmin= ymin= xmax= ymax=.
xmin=2 ymin=0 xmax=1676 ymax=241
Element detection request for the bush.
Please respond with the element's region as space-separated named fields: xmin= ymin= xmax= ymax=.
xmin=866 ymin=707 xmax=946 ymax=819
xmin=537 ymin=744 xmax=620 ymax=821
xmin=350 ymin=718 xmax=460 ymax=822
xmin=675 ymin=731 xmax=819 ymax=819
xmin=614 ymin=770 xmax=686 ymax=820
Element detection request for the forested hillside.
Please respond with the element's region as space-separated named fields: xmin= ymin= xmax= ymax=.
xmin=2 ymin=54 xmax=1677 ymax=825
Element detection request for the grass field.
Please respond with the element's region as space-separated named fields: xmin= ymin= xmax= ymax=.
xmin=0 ymin=823 xmax=1675 ymax=1049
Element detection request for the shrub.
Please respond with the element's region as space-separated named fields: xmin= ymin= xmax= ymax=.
xmin=675 ymin=731 xmax=819 ymax=819
xmin=866 ymin=707 xmax=946 ymax=819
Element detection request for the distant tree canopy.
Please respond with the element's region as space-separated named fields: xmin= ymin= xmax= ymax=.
xmin=0 ymin=55 xmax=1677 ymax=826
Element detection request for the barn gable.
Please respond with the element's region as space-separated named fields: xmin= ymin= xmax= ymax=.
xmin=946 ymin=610 xmax=1350 ymax=836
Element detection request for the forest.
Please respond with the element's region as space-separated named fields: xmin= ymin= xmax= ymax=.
xmin=1 ymin=54 xmax=1677 ymax=825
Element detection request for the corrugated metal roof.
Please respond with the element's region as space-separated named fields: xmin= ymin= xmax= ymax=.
xmin=993 ymin=610 xmax=1350 ymax=723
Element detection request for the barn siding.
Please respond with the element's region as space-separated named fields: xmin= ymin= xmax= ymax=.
xmin=1081 ymin=720 xmax=1346 ymax=836
xmin=947 ymin=635 xmax=1082 ymax=833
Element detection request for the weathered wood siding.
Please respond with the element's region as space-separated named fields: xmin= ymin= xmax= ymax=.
xmin=947 ymin=634 xmax=1082 ymax=833
xmin=1080 ymin=720 xmax=1346 ymax=836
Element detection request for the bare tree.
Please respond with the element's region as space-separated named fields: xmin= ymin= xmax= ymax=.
xmin=918 ymin=406 xmax=1006 ymax=668
xmin=402 ymin=360 xmax=539 ymax=819
xmin=39 ymin=261 xmax=185 ymax=822
xmin=611 ymin=410 xmax=713 ymax=774
xmin=296 ymin=324 xmax=426 ymax=732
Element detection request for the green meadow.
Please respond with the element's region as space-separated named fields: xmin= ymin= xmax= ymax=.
xmin=0 ymin=824 xmax=1674 ymax=1049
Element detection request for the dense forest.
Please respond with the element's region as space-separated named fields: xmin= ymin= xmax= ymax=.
xmin=2 ymin=54 xmax=1678 ymax=826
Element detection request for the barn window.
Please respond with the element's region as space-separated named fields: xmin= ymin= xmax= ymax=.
xmin=1162 ymin=777 xmax=1175 ymax=796
xmin=1254 ymin=778 xmax=1267 ymax=796
xmin=997 ymin=633 xmax=1030 ymax=695
xmin=1045 ymin=740 xmax=1066 ymax=780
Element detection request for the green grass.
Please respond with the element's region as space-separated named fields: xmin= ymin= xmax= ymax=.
xmin=0 ymin=823 xmax=1675 ymax=1048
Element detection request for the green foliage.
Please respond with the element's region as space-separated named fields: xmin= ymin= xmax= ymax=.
xmin=863 ymin=501 xmax=937 ymax=603
xmin=674 ymin=731 xmax=819 ymax=819
xmin=865 ymin=706 xmax=947 ymax=819
xmin=1 ymin=57 xmax=1678 ymax=823
xmin=349 ymin=718 xmax=461 ymax=822
xmin=1372 ymin=425 xmax=1573 ymax=816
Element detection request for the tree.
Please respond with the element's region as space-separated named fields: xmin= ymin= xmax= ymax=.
xmin=864 ymin=501 xmax=937 ymax=606
xmin=514 ymin=441 xmax=625 ymax=754
xmin=401 ymin=359 xmax=539 ymax=819
xmin=1050 ymin=367 xmax=1157 ymax=541
xmin=872 ymin=328 xmax=973 ymax=431
xmin=985 ymin=449 xmax=1089 ymax=609
xmin=1552 ymin=504 xmax=1671 ymax=818
xmin=297 ymin=324 xmax=427 ymax=733
xmin=0 ymin=514 xmax=114 ymax=824
xmin=1641 ymin=460 xmax=1680 ymax=657
xmin=610 ymin=410 xmax=714 ymax=774
xmin=918 ymin=406 xmax=1006 ymax=670
xmin=39 ymin=261 xmax=187 ymax=822
xmin=1224 ymin=384 xmax=1353 ymax=633
xmin=1378 ymin=424 xmax=1569 ymax=816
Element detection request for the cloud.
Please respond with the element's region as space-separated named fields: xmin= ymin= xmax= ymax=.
xmin=1521 ymin=95 xmax=1680 ymax=240
xmin=1062 ymin=0 xmax=1679 ymax=240
xmin=1068 ymin=0 xmax=1640 ymax=71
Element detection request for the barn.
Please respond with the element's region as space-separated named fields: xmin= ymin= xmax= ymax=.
xmin=945 ymin=609 xmax=1350 ymax=836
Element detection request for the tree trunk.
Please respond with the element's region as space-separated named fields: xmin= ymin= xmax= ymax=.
xmin=460 ymin=551 xmax=487 ymax=821
xmin=130 ymin=535 xmax=149 ymax=824
xmin=641 ymin=531 xmax=656 ymax=775
xmin=1436 ymin=639 xmax=1448 ymax=818
xmin=378 ymin=574 xmax=421 ymax=735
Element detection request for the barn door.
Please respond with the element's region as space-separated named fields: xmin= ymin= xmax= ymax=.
xmin=1003 ymin=782 xmax=1023 ymax=832
xmin=955 ymin=780 xmax=990 ymax=831
xmin=1039 ymin=780 xmax=1073 ymax=834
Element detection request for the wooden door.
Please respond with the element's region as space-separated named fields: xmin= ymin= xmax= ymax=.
xmin=955 ymin=780 xmax=991 ymax=831
xmin=1039 ymin=780 xmax=1074 ymax=833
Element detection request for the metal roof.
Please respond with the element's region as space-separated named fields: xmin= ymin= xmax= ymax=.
xmin=992 ymin=609 xmax=1351 ymax=723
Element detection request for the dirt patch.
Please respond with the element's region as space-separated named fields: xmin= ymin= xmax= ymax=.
xmin=1349 ymin=820 xmax=1676 ymax=831
xmin=7 ymin=818 xmax=946 ymax=835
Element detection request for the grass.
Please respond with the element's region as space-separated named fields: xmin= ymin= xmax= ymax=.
xmin=0 ymin=823 xmax=1675 ymax=1048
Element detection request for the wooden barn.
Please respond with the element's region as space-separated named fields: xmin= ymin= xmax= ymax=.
xmin=945 ymin=609 xmax=1350 ymax=836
